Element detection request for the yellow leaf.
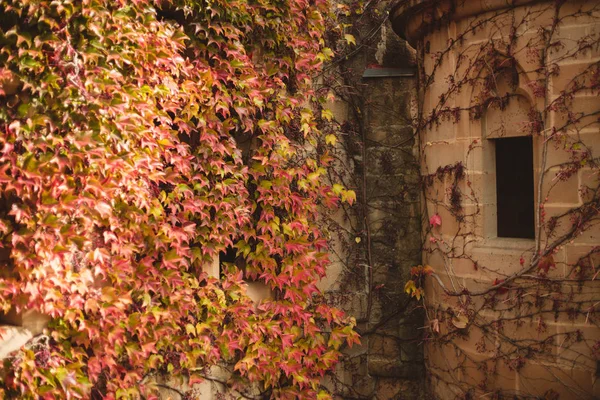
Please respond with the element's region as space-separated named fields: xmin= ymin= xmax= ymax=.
xmin=332 ymin=183 xmax=344 ymax=195
xmin=344 ymin=34 xmax=356 ymax=46
xmin=317 ymin=391 xmax=332 ymax=400
xmin=355 ymin=237 xmax=361 ymax=243
xmin=404 ymin=280 xmax=416 ymax=295
xmin=342 ymin=189 xmax=356 ymax=205
xmin=325 ymin=134 xmax=337 ymax=146
xmin=185 ymin=324 xmax=196 ymax=336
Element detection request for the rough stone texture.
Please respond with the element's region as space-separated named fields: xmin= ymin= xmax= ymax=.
xmin=321 ymin=4 xmax=425 ymax=397
xmin=360 ymin=45 xmax=424 ymax=400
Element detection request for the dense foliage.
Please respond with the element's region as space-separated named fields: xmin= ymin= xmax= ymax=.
xmin=0 ymin=0 xmax=359 ymax=398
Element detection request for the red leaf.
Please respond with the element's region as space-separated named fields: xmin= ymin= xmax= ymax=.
xmin=429 ymin=213 xmax=442 ymax=227
xmin=537 ymin=255 xmax=555 ymax=276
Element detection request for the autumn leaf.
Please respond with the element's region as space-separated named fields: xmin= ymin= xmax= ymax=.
xmin=431 ymin=319 xmax=440 ymax=333
xmin=429 ymin=213 xmax=442 ymax=227
xmin=404 ymin=279 xmax=417 ymax=295
xmin=404 ymin=280 xmax=423 ymax=300
xmin=537 ymin=255 xmax=555 ymax=276
xmin=342 ymin=189 xmax=356 ymax=205
xmin=451 ymin=314 xmax=469 ymax=329
xmin=492 ymin=278 xmax=509 ymax=295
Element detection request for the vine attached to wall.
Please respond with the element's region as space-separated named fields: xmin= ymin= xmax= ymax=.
xmin=398 ymin=1 xmax=600 ymax=398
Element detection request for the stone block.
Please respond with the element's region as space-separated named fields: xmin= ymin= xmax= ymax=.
xmin=369 ymin=333 xmax=402 ymax=359
xmin=550 ymin=61 xmax=599 ymax=95
xmin=573 ymin=216 xmax=600 ymax=244
xmin=366 ymin=174 xmax=408 ymax=199
xmin=0 ymin=325 xmax=32 ymax=360
xmin=433 ymin=205 xmax=463 ymax=237
xmin=551 ymin=95 xmax=600 ymax=133
xmin=423 ymin=140 xmax=479 ymax=173
xmin=368 ymin=356 xmax=423 ymax=379
xmin=365 ymin=88 xmax=414 ymax=129
xmin=367 ymin=125 xmax=415 ymax=147
xmin=455 ymin=171 xmax=496 ymax=206
xmin=0 ymin=309 xmax=50 ymax=336
xmin=456 ymin=109 xmax=483 ymax=139
xmin=400 ymin=342 xmax=423 ymax=363
xmin=426 ymin=116 xmax=459 ymax=141
xmin=496 ymin=318 xmax=560 ymax=362
xmin=579 ymin=167 xmax=599 ymax=203
xmin=454 ymin=351 xmax=518 ymax=395
xmin=517 ymin=361 xmax=595 ymax=399
xmin=547 ymin=23 xmax=591 ymax=63
xmin=555 ymin=323 xmax=600 ymax=371
xmin=204 ymin=257 xmax=219 ymax=278
xmin=484 ymin=94 xmax=533 ymax=139
xmin=367 ymin=203 xmax=416 ymax=241
xmin=424 ymin=343 xmax=462 ymax=386
xmin=371 ymin=261 xmax=406 ymax=288
xmin=542 ymin=169 xmax=581 ymax=204
xmin=245 ymin=281 xmax=271 ymax=304
xmin=539 ymin=130 xmax=591 ymax=167
xmin=469 ymin=244 xmax=535 ymax=279
xmin=366 ymin=146 xmax=415 ymax=177
xmin=565 ymin=244 xmax=600 ymax=277
xmin=375 ymin=378 xmax=423 ymax=400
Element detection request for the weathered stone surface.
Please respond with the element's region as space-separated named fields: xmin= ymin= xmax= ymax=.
xmin=368 ymin=356 xmax=424 ymax=378
xmin=375 ymin=378 xmax=425 ymax=400
xmin=322 ymin=7 xmax=424 ymax=397
xmin=0 ymin=325 xmax=32 ymax=360
xmin=0 ymin=309 xmax=50 ymax=336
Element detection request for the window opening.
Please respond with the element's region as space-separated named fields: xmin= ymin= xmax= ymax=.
xmin=494 ymin=136 xmax=535 ymax=239
xmin=219 ymin=246 xmax=240 ymax=278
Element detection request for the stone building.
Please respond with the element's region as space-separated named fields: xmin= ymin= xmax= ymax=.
xmin=392 ymin=0 xmax=600 ymax=399
xmin=2 ymin=1 xmax=599 ymax=400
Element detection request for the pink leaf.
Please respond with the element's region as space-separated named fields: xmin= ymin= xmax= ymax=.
xmin=429 ymin=213 xmax=442 ymax=227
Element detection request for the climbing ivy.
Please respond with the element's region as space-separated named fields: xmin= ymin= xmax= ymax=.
xmin=0 ymin=0 xmax=358 ymax=398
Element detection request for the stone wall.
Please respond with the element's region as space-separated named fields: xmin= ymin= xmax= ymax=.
xmin=392 ymin=1 xmax=600 ymax=399
xmin=320 ymin=4 xmax=425 ymax=397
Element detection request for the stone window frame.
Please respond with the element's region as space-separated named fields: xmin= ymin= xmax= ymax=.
xmin=476 ymin=60 xmax=542 ymax=249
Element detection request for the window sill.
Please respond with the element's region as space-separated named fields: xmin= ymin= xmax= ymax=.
xmin=475 ymin=237 xmax=536 ymax=251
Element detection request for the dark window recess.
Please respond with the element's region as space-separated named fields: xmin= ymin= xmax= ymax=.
xmin=219 ymin=246 xmax=240 ymax=278
xmin=219 ymin=246 xmax=237 ymax=265
xmin=495 ymin=136 xmax=535 ymax=239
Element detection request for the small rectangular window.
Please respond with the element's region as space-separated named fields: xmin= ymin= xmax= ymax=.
xmin=494 ymin=136 xmax=535 ymax=239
